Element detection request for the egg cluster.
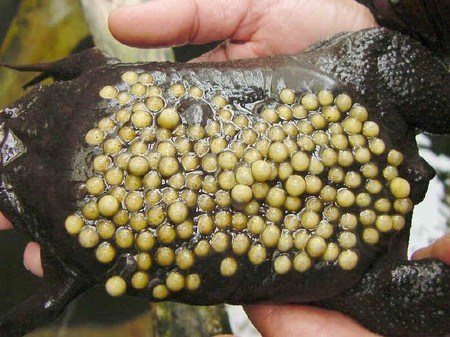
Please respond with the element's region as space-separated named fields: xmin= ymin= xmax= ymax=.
xmin=64 ymin=70 xmax=412 ymax=298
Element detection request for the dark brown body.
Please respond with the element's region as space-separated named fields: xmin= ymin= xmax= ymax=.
xmin=0 ymin=28 xmax=449 ymax=337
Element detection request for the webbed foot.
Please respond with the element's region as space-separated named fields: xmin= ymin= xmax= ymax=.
xmin=0 ymin=48 xmax=109 ymax=88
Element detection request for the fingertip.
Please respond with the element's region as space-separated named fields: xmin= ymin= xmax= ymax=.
xmin=107 ymin=7 xmax=121 ymax=39
xmin=434 ymin=234 xmax=450 ymax=264
xmin=108 ymin=5 xmax=144 ymax=47
xmin=412 ymin=234 xmax=450 ymax=264
xmin=0 ymin=212 xmax=13 ymax=230
xmin=108 ymin=2 xmax=167 ymax=48
xmin=411 ymin=246 xmax=432 ymax=261
xmin=24 ymin=242 xmax=44 ymax=277
xmin=108 ymin=0 xmax=193 ymax=48
xmin=108 ymin=0 xmax=251 ymax=49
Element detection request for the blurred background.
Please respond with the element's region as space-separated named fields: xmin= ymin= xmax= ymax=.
xmin=0 ymin=0 xmax=448 ymax=336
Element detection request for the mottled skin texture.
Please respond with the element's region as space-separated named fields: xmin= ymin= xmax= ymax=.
xmin=0 ymin=28 xmax=449 ymax=337
xmin=356 ymin=0 xmax=450 ymax=57
xmin=319 ymin=259 xmax=450 ymax=337
xmin=304 ymin=28 xmax=450 ymax=135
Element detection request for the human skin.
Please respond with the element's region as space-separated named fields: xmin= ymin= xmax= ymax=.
xmin=108 ymin=0 xmax=378 ymax=61
xmin=0 ymin=1 xmax=448 ymax=336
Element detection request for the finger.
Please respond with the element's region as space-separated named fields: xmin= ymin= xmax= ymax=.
xmin=0 ymin=212 xmax=13 ymax=230
xmin=245 ymin=304 xmax=380 ymax=337
xmin=191 ymin=41 xmax=267 ymax=62
xmin=108 ymin=0 xmax=253 ymax=48
xmin=185 ymin=0 xmax=378 ymax=62
xmin=412 ymin=234 xmax=450 ymax=264
xmin=24 ymin=242 xmax=44 ymax=277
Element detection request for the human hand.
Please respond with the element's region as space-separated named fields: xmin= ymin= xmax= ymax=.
xmin=108 ymin=0 xmax=378 ymax=62
xmin=213 ymin=304 xmax=381 ymax=337
xmin=244 ymin=304 xmax=380 ymax=337
xmin=2 ymin=3 xmax=449 ymax=337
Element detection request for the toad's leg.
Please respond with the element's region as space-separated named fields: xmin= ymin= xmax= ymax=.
xmin=0 ymin=251 xmax=92 ymax=337
xmin=0 ymin=48 xmax=108 ymax=88
xmin=318 ymin=258 xmax=450 ymax=337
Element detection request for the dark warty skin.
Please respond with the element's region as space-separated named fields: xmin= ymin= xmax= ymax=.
xmin=0 ymin=27 xmax=448 ymax=337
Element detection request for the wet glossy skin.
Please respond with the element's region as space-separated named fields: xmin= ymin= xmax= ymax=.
xmin=0 ymin=28 xmax=448 ymax=337
xmin=2 ymin=54 xmax=377 ymax=302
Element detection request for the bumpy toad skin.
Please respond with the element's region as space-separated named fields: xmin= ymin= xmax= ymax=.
xmin=0 ymin=28 xmax=448 ymax=337
xmin=356 ymin=0 xmax=450 ymax=57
